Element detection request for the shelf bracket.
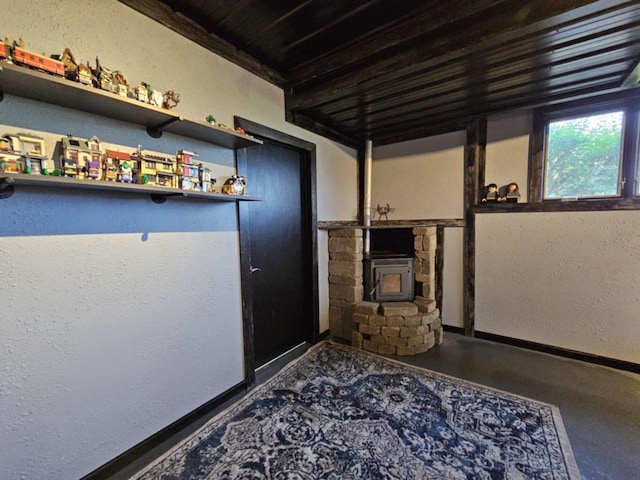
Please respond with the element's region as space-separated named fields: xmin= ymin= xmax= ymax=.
xmin=151 ymin=192 xmax=182 ymax=204
xmin=147 ymin=116 xmax=184 ymax=139
xmin=0 ymin=176 xmax=15 ymax=199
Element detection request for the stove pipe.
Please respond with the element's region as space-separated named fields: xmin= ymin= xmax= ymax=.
xmin=363 ymin=139 xmax=373 ymax=255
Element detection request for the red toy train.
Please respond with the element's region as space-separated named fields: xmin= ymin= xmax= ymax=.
xmin=1 ymin=38 xmax=64 ymax=76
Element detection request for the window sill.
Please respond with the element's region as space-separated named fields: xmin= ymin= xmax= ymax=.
xmin=475 ymin=198 xmax=640 ymax=213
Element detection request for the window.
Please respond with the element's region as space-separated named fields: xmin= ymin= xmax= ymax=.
xmin=530 ymin=92 xmax=640 ymax=207
xmin=544 ymin=111 xmax=624 ymax=199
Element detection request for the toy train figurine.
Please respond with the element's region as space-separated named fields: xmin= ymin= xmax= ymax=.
xmin=1 ymin=38 xmax=64 ymax=76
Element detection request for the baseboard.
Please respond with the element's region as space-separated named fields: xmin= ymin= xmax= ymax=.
xmin=80 ymin=381 xmax=247 ymax=480
xmin=474 ymin=331 xmax=639 ymax=374
xmin=443 ymin=325 xmax=465 ymax=335
xmin=316 ymin=329 xmax=331 ymax=342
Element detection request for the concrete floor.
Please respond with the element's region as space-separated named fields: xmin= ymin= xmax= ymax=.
xmin=387 ymin=333 xmax=640 ymax=480
xmin=108 ymin=333 xmax=639 ymax=480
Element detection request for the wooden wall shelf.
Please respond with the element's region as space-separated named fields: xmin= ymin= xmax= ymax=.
xmin=0 ymin=174 xmax=261 ymax=204
xmin=0 ymin=62 xmax=263 ymax=150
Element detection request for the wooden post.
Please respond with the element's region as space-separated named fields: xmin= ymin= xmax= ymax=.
xmin=464 ymin=118 xmax=486 ymax=336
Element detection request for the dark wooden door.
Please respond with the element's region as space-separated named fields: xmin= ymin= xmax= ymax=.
xmin=235 ymin=118 xmax=318 ymax=380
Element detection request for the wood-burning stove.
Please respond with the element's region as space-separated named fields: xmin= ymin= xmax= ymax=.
xmin=364 ymin=254 xmax=414 ymax=302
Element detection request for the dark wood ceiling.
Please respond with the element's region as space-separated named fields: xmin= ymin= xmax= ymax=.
xmin=119 ymin=0 xmax=640 ymax=147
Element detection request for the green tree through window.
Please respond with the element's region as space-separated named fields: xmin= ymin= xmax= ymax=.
xmin=545 ymin=111 xmax=624 ymax=198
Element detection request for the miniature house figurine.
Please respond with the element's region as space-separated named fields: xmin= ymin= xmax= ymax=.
xmin=177 ymin=150 xmax=200 ymax=190
xmin=199 ymin=163 xmax=215 ymax=192
xmin=60 ymin=134 xmax=103 ymax=179
xmin=0 ymin=133 xmax=48 ymax=174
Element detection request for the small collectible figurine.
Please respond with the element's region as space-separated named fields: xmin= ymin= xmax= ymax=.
xmin=77 ymin=62 xmax=94 ymax=86
xmin=500 ymin=182 xmax=521 ymax=203
xmin=375 ymin=203 xmax=396 ymax=223
xmin=134 ymin=84 xmax=149 ymax=103
xmin=482 ymin=183 xmax=499 ymax=202
xmin=52 ymin=48 xmax=79 ymax=81
xmin=222 ymin=175 xmax=247 ymax=195
xmin=94 ymin=57 xmax=118 ymax=93
xmin=114 ymin=71 xmax=129 ymax=97
xmin=205 ymin=115 xmax=216 ymax=125
xmin=162 ymin=90 xmax=180 ymax=110
xmin=150 ymin=89 xmax=164 ymax=107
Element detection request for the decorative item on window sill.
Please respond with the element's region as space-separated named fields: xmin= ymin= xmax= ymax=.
xmin=374 ymin=203 xmax=395 ymax=223
xmin=221 ymin=175 xmax=247 ymax=195
xmin=481 ymin=183 xmax=499 ymax=203
xmin=499 ymin=182 xmax=521 ymax=203
xmin=480 ymin=182 xmax=521 ymax=204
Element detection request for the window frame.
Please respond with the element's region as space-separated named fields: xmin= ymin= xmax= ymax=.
xmin=527 ymin=89 xmax=640 ymax=211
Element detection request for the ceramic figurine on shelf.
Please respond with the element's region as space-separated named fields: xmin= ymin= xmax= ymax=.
xmin=52 ymin=48 xmax=79 ymax=81
xmin=499 ymin=182 xmax=521 ymax=203
xmin=222 ymin=175 xmax=247 ymax=195
xmin=114 ymin=71 xmax=129 ymax=97
xmin=375 ymin=203 xmax=395 ymax=223
xmin=133 ymin=84 xmax=149 ymax=103
xmin=162 ymin=90 xmax=180 ymax=110
xmin=77 ymin=62 xmax=94 ymax=86
xmin=94 ymin=57 xmax=118 ymax=93
xmin=150 ymin=89 xmax=164 ymax=107
xmin=481 ymin=183 xmax=499 ymax=202
xmin=205 ymin=115 xmax=216 ymax=125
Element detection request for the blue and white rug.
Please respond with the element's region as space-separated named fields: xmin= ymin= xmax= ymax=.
xmin=132 ymin=341 xmax=581 ymax=479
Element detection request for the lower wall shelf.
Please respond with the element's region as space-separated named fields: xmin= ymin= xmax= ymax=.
xmin=0 ymin=174 xmax=262 ymax=203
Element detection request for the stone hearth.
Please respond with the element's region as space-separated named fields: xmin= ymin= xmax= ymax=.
xmin=328 ymin=227 xmax=443 ymax=356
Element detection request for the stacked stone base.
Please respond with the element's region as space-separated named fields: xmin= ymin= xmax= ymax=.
xmin=351 ymin=301 xmax=443 ymax=355
xmin=328 ymin=226 xmax=444 ymax=356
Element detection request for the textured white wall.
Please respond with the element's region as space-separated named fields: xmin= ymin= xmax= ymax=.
xmin=476 ymin=212 xmax=640 ymax=363
xmin=442 ymin=228 xmax=465 ymax=328
xmin=373 ymin=132 xmax=465 ymax=220
xmin=372 ymin=112 xmax=640 ymax=361
xmin=486 ymin=111 xmax=532 ymax=202
xmin=0 ymin=1 xmax=356 ymax=479
xmin=372 ymin=133 xmax=466 ymax=328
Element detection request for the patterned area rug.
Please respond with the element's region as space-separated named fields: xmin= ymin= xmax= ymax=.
xmin=132 ymin=341 xmax=581 ymax=479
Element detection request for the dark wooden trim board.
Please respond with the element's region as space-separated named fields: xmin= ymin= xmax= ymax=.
xmin=317 ymin=219 xmax=465 ymax=229
xmin=80 ymin=381 xmax=247 ymax=480
xmin=475 ymin=331 xmax=640 ymax=374
xmin=435 ymin=226 xmax=445 ymax=312
xmin=463 ymin=118 xmax=487 ymax=336
xmin=443 ymin=326 xmax=638 ymax=373
xmin=475 ymin=197 xmax=640 ymax=213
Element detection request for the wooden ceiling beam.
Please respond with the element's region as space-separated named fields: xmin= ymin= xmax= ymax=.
xmin=286 ymin=0 xmax=633 ymax=110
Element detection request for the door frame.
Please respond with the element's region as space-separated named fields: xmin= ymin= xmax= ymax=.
xmin=234 ymin=117 xmax=319 ymax=384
